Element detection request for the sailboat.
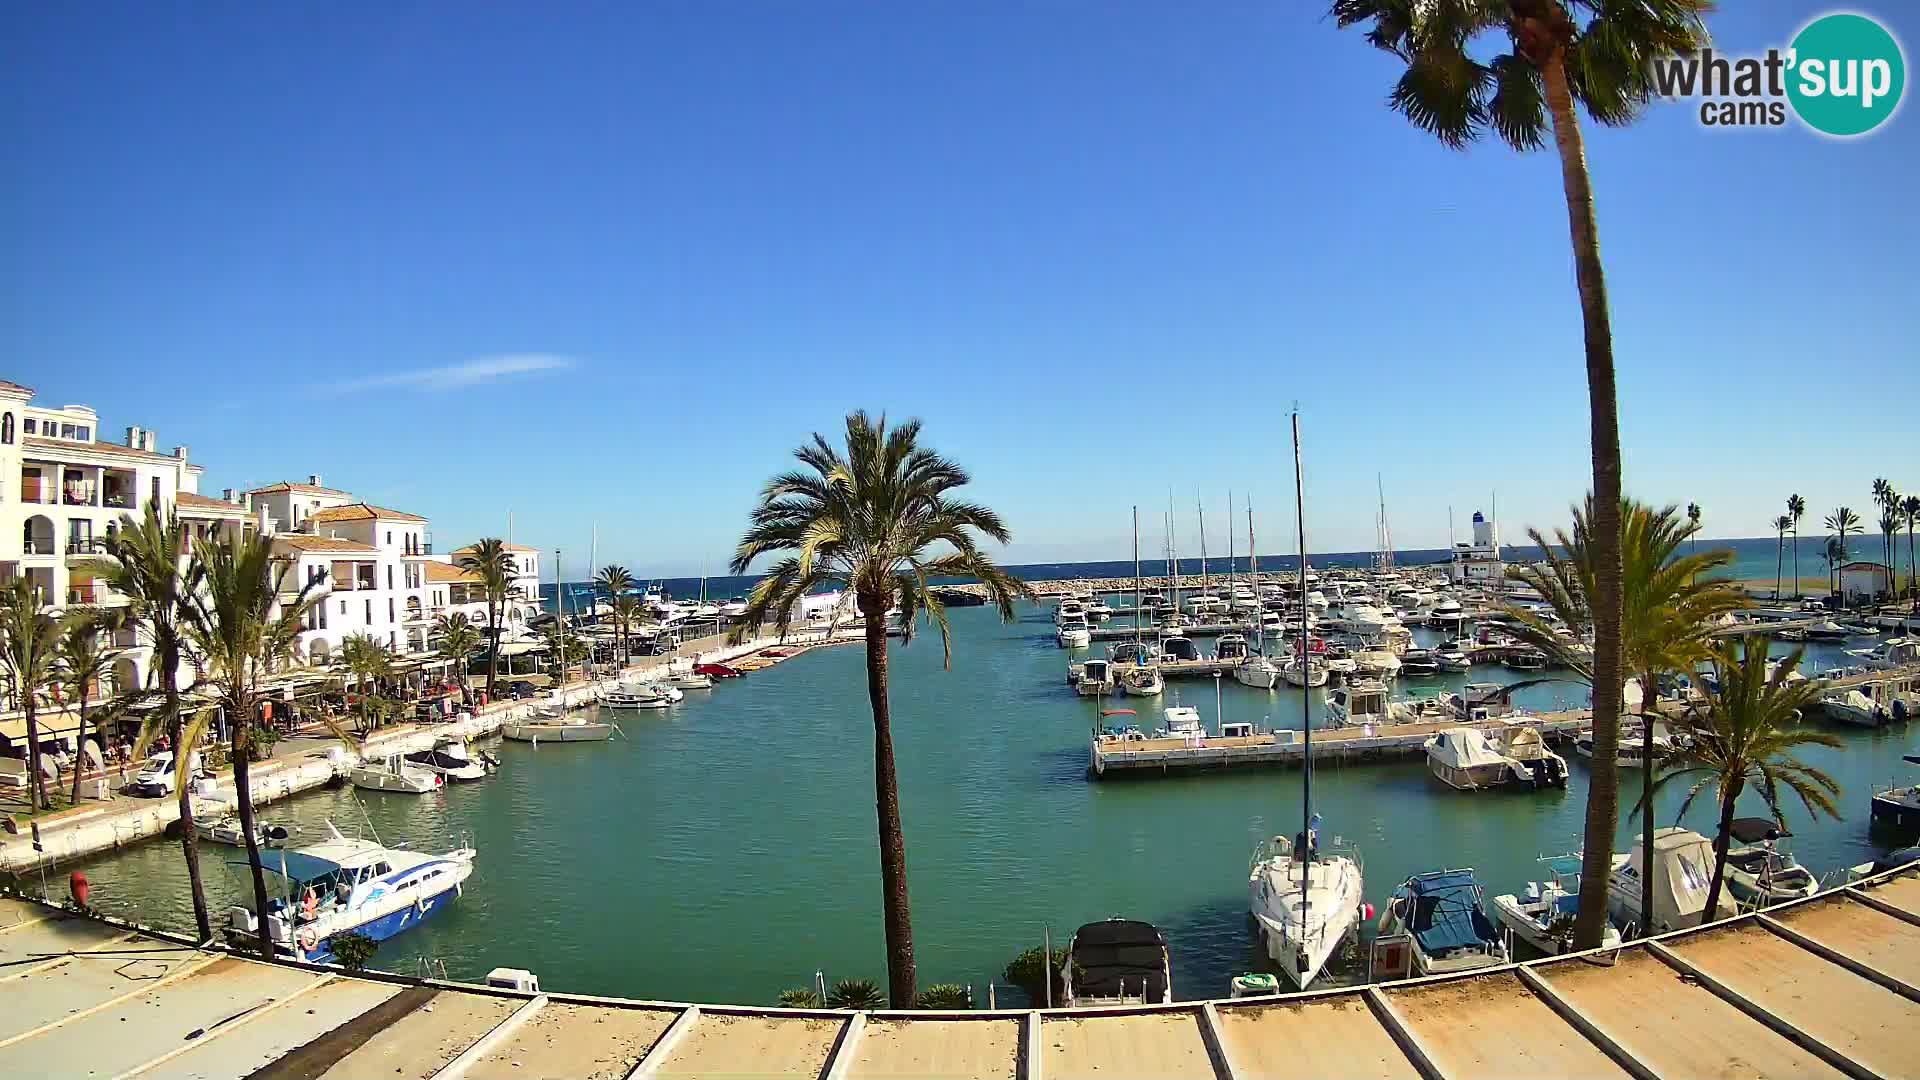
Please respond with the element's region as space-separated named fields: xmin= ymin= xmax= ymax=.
xmin=1248 ymin=413 xmax=1366 ymax=990
xmin=1234 ymin=498 xmax=1281 ymax=690
xmin=1119 ymin=507 xmax=1165 ymax=697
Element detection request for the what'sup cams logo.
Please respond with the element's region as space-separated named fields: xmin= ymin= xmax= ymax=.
xmin=1653 ymin=11 xmax=1906 ymax=136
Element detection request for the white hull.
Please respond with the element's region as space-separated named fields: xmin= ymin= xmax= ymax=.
xmin=1426 ymin=760 xmax=1513 ymax=791
xmin=502 ymin=721 xmax=614 ymax=742
xmin=1490 ymin=892 xmax=1621 ymax=955
xmin=1234 ymin=660 xmax=1281 ymax=690
xmin=1248 ymin=845 xmax=1364 ymax=990
xmin=348 ymin=765 xmax=441 ymax=793
xmin=1280 ymin=661 xmax=1327 ymax=688
xmin=1120 ymin=673 xmax=1164 ymax=696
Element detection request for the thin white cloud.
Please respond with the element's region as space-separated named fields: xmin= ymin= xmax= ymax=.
xmin=329 ymin=354 xmax=577 ymax=393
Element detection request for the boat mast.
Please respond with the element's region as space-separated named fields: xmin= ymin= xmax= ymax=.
xmin=1168 ymin=494 xmax=1180 ymax=613
xmin=1198 ymin=497 xmax=1209 ymax=599
xmin=1133 ymin=507 xmax=1143 ymax=647
xmin=1227 ymin=492 xmax=1236 ymax=602
xmin=1292 ymin=411 xmax=1312 ymax=869
xmin=1249 ymin=501 xmax=1261 ymax=654
xmin=555 ymin=547 xmax=566 ymax=686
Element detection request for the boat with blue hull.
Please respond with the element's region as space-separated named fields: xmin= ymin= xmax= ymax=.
xmin=224 ymin=824 xmax=476 ymax=965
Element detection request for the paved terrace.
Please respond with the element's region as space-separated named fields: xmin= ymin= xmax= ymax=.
xmin=1 ymin=864 xmax=1916 ymax=1079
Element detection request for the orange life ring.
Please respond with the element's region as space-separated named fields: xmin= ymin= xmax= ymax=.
xmin=301 ymin=888 xmax=318 ymax=919
xmin=297 ymin=927 xmax=318 ymax=952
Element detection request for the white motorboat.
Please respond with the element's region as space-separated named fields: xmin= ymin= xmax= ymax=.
xmin=1491 ymin=856 xmax=1623 ymax=955
xmin=1424 ymin=723 xmax=1568 ymax=791
xmin=348 ymin=755 xmax=442 ymax=794
xmin=1061 ymin=919 xmax=1172 ymax=1006
xmin=1214 ymin=633 xmax=1252 ymax=662
xmin=403 ymin=736 xmax=494 ymax=783
xmin=502 ymin=713 xmax=616 ymax=742
xmin=1607 ymin=827 xmax=1739 ymax=934
xmin=1326 ymin=680 xmax=1390 ymax=727
xmin=1803 ymin=619 xmax=1852 ymax=642
xmin=1076 ymin=658 xmax=1115 ymax=696
xmin=196 ymin=814 xmax=291 ymax=849
xmin=1847 ymin=635 xmax=1920 ymax=670
xmin=1324 ymin=603 xmax=1398 ymax=636
xmin=1379 ymin=869 xmax=1509 ymax=976
xmin=1086 ymin=599 xmax=1115 ymax=622
xmin=1351 ymin=648 xmax=1401 ymax=680
xmin=1054 ymin=598 xmax=1088 ymax=625
xmin=1159 ymin=635 xmax=1201 ymax=663
xmin=1434 ymin=644 xmax=1472 ymax=672
xmin=1248 ymin=829 xmax=1365 ymax=990
xmin=1816 ymin=687 xmax=1878 ymax=727
xmin=223 ymin=823 xmax=475 ymax=965
xmin=1159 ymin=706 xmax=1206 ymax=739
xmin=666 ymin=671 xmax=713 ymax=690
xmin=1575 ymin=722 xmax=1678 ymax=768
xmin=1119 ymin=664 xmax=1165 ymax=697
xmin=605 ymin=682 xmax=669 ymax=709
xmin=1235 ymin=655 xmax=1283 ymax=689
xmin=1871 ymin=754 xmax=1920 ymax=842
xmin=1057 ymin=613 xmax=1093 ymax=649
xmin=1720 ymin=818 xmax=1819 ymax=906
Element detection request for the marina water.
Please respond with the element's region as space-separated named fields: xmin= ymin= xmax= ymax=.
xmin=55 ymin=599 xmax=1918 ymax=1005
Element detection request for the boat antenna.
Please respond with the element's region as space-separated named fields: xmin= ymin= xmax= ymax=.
xmin=1227 ymin=491 xmax=1236 ymax=604
xmin=1248 ymin=498 xmax=1261 ymax=655
xmin=352 ymin=793 xmax=384 ymax=849
xmin=1133 ymin=506 xmax=1143 ymax=648
xmin=1292 ymin=409 xmax=1312 ymax=867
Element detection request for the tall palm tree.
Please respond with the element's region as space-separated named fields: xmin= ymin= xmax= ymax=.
xmin=610 ymin=595 xmax=649 ymax=667
xmin=1787 ymin=494 xmax=1806 ymax=597
xmin=1872 ymin=478 xmax=1894 ymax=568
xmin=432 ymin=613 xmax=482 ymax=698
xmin=0 ymin=578 xmax=63 ymax=811
xmin=597 ymin=565 xmax=636 ymax=663
xmin=55 ymin=609 xmax=123 ymax=806
xmin=338 ymin=633 xmax=393 ymax=734
xmin=1824 ymin=507 xmax=1859 ymax=599
xmin=1652 ymin=638 xmax=1837 ymax=923
xmin=731 ymin=411 xmax=1032 ymax=1005
xmin=1331 ymin=0 xmax=1711 ymax=949
xmin=104 ymin=504 xmax=214 ymax=941
xmin=1505 ymin=497 xmax=1749 ymax=944
xmin=457 ymin=539 xmax=516 ymax=701
xmin=1878 ymin=508 xmax=1901 ymax=603
xmin=183 ymin=532 xmax=325 ymax=958
xmin=1771 ymin=514 xmax=1792 ymax=601
xmin=1823 ymin=536 xmax=1845 ymax=598
xmin=1686 ymin=502 xmax=1702 ymax=558
xmin=1902 ymin=494 xmax=1920 ymax=601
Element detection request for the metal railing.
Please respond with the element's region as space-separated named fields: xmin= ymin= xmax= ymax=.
xmin=66 ymin=538 xmax=112 ymax=556
xmin=21 ymin=538 xmax=56 ymax=555
xmin=67 ymin=584 xmax=106 ymax=605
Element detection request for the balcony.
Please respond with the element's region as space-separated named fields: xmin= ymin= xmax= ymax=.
xmin=21 ymin=538 xmax=56 ymax=557
xmin=104 ymin=492 xmax=136 ymax=510
xmin=67 ymin=584 xmax=108 ymax=605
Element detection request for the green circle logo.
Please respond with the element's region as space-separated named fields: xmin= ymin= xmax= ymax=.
xmin=1787 ymin=13 xmax=1905 ymax=136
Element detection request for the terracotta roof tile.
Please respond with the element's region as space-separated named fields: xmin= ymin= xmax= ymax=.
xmin=426 ymin=561 xmax=483 ymax=583
xmin=451 ymin=542 xmax=539 ymax=554
xmin=22 ymin=435 xmax=185 ymax=463
xmin=309 ymin=502 xmax=427 ymax=524
xmin=248 ymin=481 xmax=356 ymax=497
xmin=272 ymin=535 xmax=377 ymax=554
xmin=174 ymin=491 xmax=245 ymax=516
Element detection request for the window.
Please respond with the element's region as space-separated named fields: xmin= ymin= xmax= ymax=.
xmin=386 ymin=530 xmax=392 ymax=545
xmin=0 ymin=413 xmax=11 ymax=443
xmin=364 ymin=599 xmax=372 ymax=623
xmin=339 ymin=599 xmax=347 ymax=615
xmin=151 ymin=477 xmax=160 ymax=506
xmin=76 ymin=426 xmax=90 ymax=441
xmin=388 ymin=597 xmax=395 ymax=622
xmin=20 ymin=417 xmax=32 ymax=435
xmin=386 ymin=565 xmax=393 ymax=590
xmin=60 ymin=423 xmax=76 ymax=439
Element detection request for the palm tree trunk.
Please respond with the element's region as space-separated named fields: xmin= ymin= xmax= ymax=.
xmin=1702 ymin=783 xmax=1740 ymax=926
xmin=860 ymin=592 xmax=915 ymax=1007
xmin=1774 ymin=534 xmax=1783 ymax=600
xmin=229 ymin=694 xmax=275 ymax=958
xmin=23 ymin=697 xmax=46 ymax=813
xmin=485 ymin=605 xmax=500 ymax=701
xmin=1541 ymin=46 xmax=1626 ymax=953
xmin=167 ymin=677 xmax=213 ymax=942
xmin=70 ymin=689 xmax=89 ymax=806
xmin=1792 ymin=526 xmax=1799 ymax=597
xmin=1908 ymin=520 xmax=1916 ymax=603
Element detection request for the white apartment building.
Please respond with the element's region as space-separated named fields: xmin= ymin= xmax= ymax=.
xmin=0 ymin=380 xmax=250 ymax=718
xmin=247 ymin=479 xmax=437 ymax=662
xmin=430 ymin=543 xmax=543 ymax=633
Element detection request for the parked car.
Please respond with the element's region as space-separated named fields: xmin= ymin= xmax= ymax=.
xmin=123 ymin=750 xmax=205 ymax=798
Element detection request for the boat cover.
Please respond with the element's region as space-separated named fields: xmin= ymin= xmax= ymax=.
xmin=1728 ymin=817 xmax=1790 ymax=843
xmin=1403 ymin=871 xmax=1498 ymax=955
xmin=229 ymin=849 xmax=343 ymax=887
xmin=1427 ymin=729 xmax=1508 ymax=770
xmin=1070 ymin=920 xmax=1169 ymax=1001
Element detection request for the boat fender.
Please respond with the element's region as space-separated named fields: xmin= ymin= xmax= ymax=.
xmin=297 ymin=927 xmax=318 ymax=952
xmin=1360 ymin=902 xmax=1375 ymax=922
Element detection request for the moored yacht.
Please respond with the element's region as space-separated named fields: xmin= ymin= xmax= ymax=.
xmin=1061 ymin=920 xmax=1172 ymax=1006
xmin=224 ymin=823 xmax=476 ymax=965
xmin=1607 ymin=827 xmax=1738 ymax=934
xmin=1248 ymin=827 xmax=1365 ymax=989
xmin=1326 ymin=679 xmax=1390 ymax=727
xmin=1379 ymin=870 xmax=1509 ymax=975
xmin=1119 ymin=663 xmax=1165 ymax=697
xmin=1077 ymin=658 xmax=1115 ymax=697
xmin=1720 ymin=818 xmax=1819 ymax=906
xmin=1057 ymin=613 xmax=1093 ymax=649
xmin=403 ymin=736 xmax=495 ymax=783
xmin=1491 ymin=856 xmax=1623 ymax=956
xmin=348 ymin=755 xmax=442 ymax=794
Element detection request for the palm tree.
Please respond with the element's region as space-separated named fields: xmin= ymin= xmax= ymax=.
xmin=1771 ymin=515 xmax=1792 ymax=601
xmin=55 ymin=609 xmax=123 ymax=806
xmin=1787 ymin=494 xmax=1806 ymax=597
xmin=104 ymin=504 xmax=214 ymax=942
xmin=731 ymin=411 xmax=1032 ymax=1005
xmin=1902 ymin=494 xmax=1920 ymax=601
xmin=1878 ymin=508 xmax=1901 ymax=603
xmin=1686 ymin=502 xmax=1702 ymax=559
xmin=1872 ymin=478 xmax=1894 ymax=568
xmin=0 ymin=578 xmax=63 ymax=811
xmin=610 ymin=594 xmax=649 ymax=667
xmin=457 ymin=539 xmax=516 ymax=702
xmin=596 ymin=565 xmax=636 ymax=663
xmin=1823 ymin=536 xmax=1845 ymax=599
xmin=1824 ymin=507 xmax=1859 ymax=598
xmin=1505 ymin=497 xmax=1749 ymax=944
xmin=183 ymin=531 xmax=325 ymax=958
xmin=1330 ymin=0 xmax=1710 ymax=949
xmin=1651 ymin=638 xmax=1838 ymax=923
xmin=432 ymin=613 xmax=482 ymax=699
xmin=338 ymin=633 xmax=393 ymax=734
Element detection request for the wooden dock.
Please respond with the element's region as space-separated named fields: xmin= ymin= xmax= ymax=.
xmin=1090 ymin=710 xmax=1592 ymax=778
xmin=5 ymin=866 xmax=1918 ymax=1079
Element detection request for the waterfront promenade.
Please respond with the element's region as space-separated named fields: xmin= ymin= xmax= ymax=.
xmin=0 ymin=626 xmax=859 ymax=876
xmin=1 ymin=862 xmax=1915 ymax=1078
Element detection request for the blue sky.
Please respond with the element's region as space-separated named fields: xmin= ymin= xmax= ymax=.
xmin=5 ymin=3 xmax=1915 ymax=578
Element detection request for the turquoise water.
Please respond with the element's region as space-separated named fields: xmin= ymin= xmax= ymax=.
xmin=49 ymin=602 xmax=1920 ymax=1005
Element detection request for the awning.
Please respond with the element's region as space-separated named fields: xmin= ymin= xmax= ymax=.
xmin=497 ymin=641 xmax=542 ymax=657
xmin=0 ymin=711 xmax=88 ymax=742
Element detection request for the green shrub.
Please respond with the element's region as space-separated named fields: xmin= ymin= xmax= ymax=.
xmin=915 ymin=983 xmax=971 ymax=1009
xmin=826 ymin=978 xmax=885 ymax=1009
xmin=776 ymin=987 xmax=822 ymax=1008
xmin=329 ymin=932 xmax=378 ymax=971
xmin=1003 ymin=945 xmax=1071 ymax=1006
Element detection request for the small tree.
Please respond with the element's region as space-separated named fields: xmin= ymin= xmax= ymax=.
xmin=0 ymin=578 xmax=63 ymax=811
xmin=432 ymin=613 xmax=482 ymax=699
xmin=826 ymin=978 xmax=885 ymax=1009
xmin=55 ymin=609 xmax=124 ymax=806
xmin=915 ymin=984 xmax=971 ymax=1010
xmin=338 ymin=634 xmax=393 ymax=734
xmin=777 ymin=987 xmax=822 ymax=1008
